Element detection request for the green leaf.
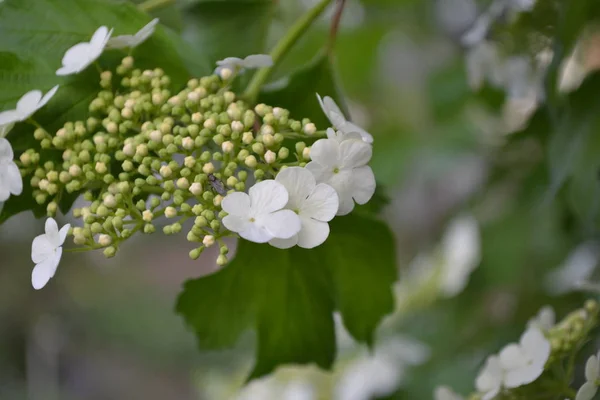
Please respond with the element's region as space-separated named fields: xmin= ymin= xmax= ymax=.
xmin=259 ymin=53 xmax=347 ymax=129
xmin=177 ymin=214 xmax=397 ymax=379
xmin=0 ymin=0 xmax=209 ymax=222
xmin=181 ymin=0 xmax=275 ymax=63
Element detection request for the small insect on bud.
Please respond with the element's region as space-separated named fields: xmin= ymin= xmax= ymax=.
xmin=98 ymin=234 xmax=112 ymax=247
xmin=219 ymin=67 xmax=233 ymax=80
xmin=202 ymin=162 xmax=215 ymax=174
xmin=302 ymin=147 xmax=311 ymax=160
xmin=142 ymin=210 xmax=153 ymax=222
xmin=165 ymin=206 xmax=178 ymax=218
xmin=303 ymin=123 xmax=317 ymax=135
xmin=203 ymin=235 xmax=215 ymax=247
xmin=221 ymin=141 xmax=234 ymax=153
xmin=208 ymin=174 xmax=227 ymax=196
xmin=190 ymin=182 xmax=203 ymax=196
xmin=264 ymin=150 xmax=276 ymax=164
xmin=159 ymin=165 xmax=172 ymax=178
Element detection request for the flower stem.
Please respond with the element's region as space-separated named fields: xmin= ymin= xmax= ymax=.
xmin=327 ymin=0 xmax=347 ymax=53
xmin=243 ymin=0 xmax=334 ymax=103
xmin=138 ymin=0 xmax=175 ymax=13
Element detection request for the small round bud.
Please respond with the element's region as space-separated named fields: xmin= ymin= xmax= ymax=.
xmin=302 ymin=147 xmax=311 ymax=160
xmin=189 ymin=248 xmax=202 ymax=260
xmin=160 ymin=165 xmax=172 ymax=178
xmin=103 ymin=246 xmax=117 ymax=258
xmin=219 ymin=67 xmax=233 ymax=80
xmin=182 ymin=137 xmax=195 ymax=150
xmin=262 ymin=133 xmax=275 ymax=147
xmin=184 ymin=156 xmax=196 ymax=168
xmin=264 ymin=150 xmax=276 ymax=164
xmin=202 ymin=162 xmax=215 ymax=174
xmin=149 ymin=130 xmax=162 ymax=142
xmin=245 ymin=155 xmax=258 ymax=168
xmin=103 ymin=194 xmax=117 ymax=208
xmin=190 ymin=182 xmax=203 ymax=196
xmin=164 ymin=206 xmax=177 ymax=218
xmin=203 ymin=235 xmax=215 ymax=247
xmin=222 ymin=141 xmax=234 ymax=153
xmin=242 ymin=131 xmax=253 ymax=144
xmin=142 ymin=210 xmax=153 ymax=222
xmin=122 ymin=56 xmax=134 ymax=69
xmin=123 ymin=143 xmax=135 ymax=157
xmin=231 ymin=120 xmax=244 ymax=133
xmin=213 ymin=195 xmax=223 ymax=206
xmin=98 ymin=234 xmax=112 ymax=247
xmin=177 ymin=177 xmax=190 ymax=190
xmin=304 ymin=123 xmax=316 ymax=135
xmin=203 ymin=118 xmax=216 ymax=130
xmin=252 ymin=142 xmax=265 ymax=155
xmin=217 ymin=254 xmax=228 ymax=266
xmin=278 ymin=147 xmax=290 ymax=160
xmin=95 ymin=162 xmax=108 ymax=174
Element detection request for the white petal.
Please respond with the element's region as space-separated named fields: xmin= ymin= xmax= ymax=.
xmin=248 ymin=180 xmax=288 ymax=214
xmin=481 ymin=388 xmax=500 ymax=400
xmin=339 ymin=139 xmax=372 ymax=168
xmin=269 ymin=235 xmax=298 ymax=249
xmin=585 ymin=355 xmax=599 ymax=382
xmin=322 ymin=96 xmax=346 ymax=128
xmin=221 ymin=191 xmax=251 ymax=217
xmin=0 ymin=137 xmax=14 ymax=161
xmin=5 ymin=162 xmax=23 ymax=195
xmin=327 ymin=170 xmax=354 ymax=216
xmin=31 ymin=235 xmax=54 ymax=264
xmin=343 ymin=121 xmax=374 ymax=143
xmin=351 ymin=165 xmax=376 ymax=205
xmin=326 ymin=127 xmax=338 ymax=140
xmin=134 ymin=18 xmax=159 ymax=45
xmin=32 ymin=259 xmax=55 ymax=290
xmin=243 ymin=54 xmax=273 ymax=68
xmin=0 ymin=110 xmax=20 ymax=126
xmin=475 ymin=356 xmax=503 ymax=392
xmin=0 ymin=122 xmax=14 ymax=138
xmin=56 ymin=65 xmax=77 ymax=76
xmin=504 ymin=364 xmax=544 ymax=388
xmin=239 ymin=222 xmax=274 ymax=243
xmin=90 ymin=26 xmax=111 ymax=48
xmin=222 ymin=214 xmax=251 ymax=233
xmin=499 ymin=344 xmax=527 ymax=370
xmin=576 ymin=382 xmax=598 ymax=400
xmin=306 ymin=161 xmax=334 ymax=183
xmin=0 ymin=184 xmax=9 ymax=202
xmin=260 ymin=209 xmax=301 ymax=239
xmin=106 ymin=35 xmax=136 ymax=49
xmin=297 ymin=217 xmax=330 ymax=249
xmin=58 ymin=223 xmax=70 ymax=246
xmin=520 ymin=327 xmax=551 ymax=365
xmin=309 ymin=139 xmax=340 ymax=167
xmin=275 ymin=167 xmax=315 ymax=210
xmin=39 ymin=85 xmax=59 ymax=109
xmin=16 ymin=90 xmax=42 ymax=119
xmin=300 ymin=183 xmax=338 ymax=221
xmin=45 ymin=218 xmax=61 ymax=248
xmin=216 ymin=57 xmax=244 ymax=67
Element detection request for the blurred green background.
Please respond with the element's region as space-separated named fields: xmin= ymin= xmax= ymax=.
xmin=2 ymin=0 xmax=599 ymax=399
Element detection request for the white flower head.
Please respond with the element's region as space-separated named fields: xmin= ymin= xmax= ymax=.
xmin=0 ymin=138 xmax=23 ymax=201
xmin=325 ymin=127 xmax=362 ymax=143
xmin=214 ymin=54 xmax=273 ymax=76
xmin=316 ymin=93 xmax=373 ymax=143
xmin=527 ymin=306 xmax=556 ymax=332
xmin=221 ymin=180 xmax=301 ymax=243
xmin=498 ymin=327 xmax=551 ymax=388
xmin=107 ymin=18 xmax=159 ymax=49
xmin=475 ymin=355 xmax=503 ymax=400
xmin=438 ymin=214 xmax=481 ymax=297
xmin=576 ymin=351 xmax=600 ymax=400
xmin=434 ymin=386 xmax=465 ymax=400
xmin=306 ymin=138 xmax=375 ymax=216
xmin=57 ymin=26 xmax=113 ymax=76
xmin=269 ymin=167 xmax=339 ymax=249
xmin=31 ymin=218 xmax=70 ymax=290
xmin=0 ymin=86 xmax=59 ymax=126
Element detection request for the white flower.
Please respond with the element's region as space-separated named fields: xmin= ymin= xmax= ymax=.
xmin=0 ymin=138 xmax=23 ymax=201
xmin=475 ymin=355 xmax=503 ymax=400
xmin=316 ymin=94 xmax=373 ymax=143
xmin=434 ymin=386 xmax=465 ymax=400
xmin=498 ymin=327 xmax=550 ymax=388
xmin=269 ymin=167 xmax=338 ymax=249
xmin=465 ymin=42 xmax=503 ymax=90
xmin=527 ymin=306 xmax=555 ymax=332
xmin=325 ymin=127 xmax=362 ymax=143
xmin=0 ymin=86 xmax=59 ymax=126
xmin=56 ymin=26 xmax=113 ymax=76
xmin=221 ymin=180 xmax=301 ymax=243
xmin=545 ymin=242 xmax=600 ymax=295
xmin=438 ymin=215 xmax=481 ymax=297
xmin=306 ymin=138 xmax=375 ymax=216
xmin=214 ymin=54 xmax=273 ymax=75
xmin=106 ymin=18 xmax=159 ymax=49
xmin=576 ymin=351 xmax=600 ymax=400
xmin=31 ymin=218 xmax=70 ymax=290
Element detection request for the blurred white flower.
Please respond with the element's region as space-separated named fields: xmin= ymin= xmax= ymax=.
xmin=269 ymin=167 xmax=339 ymax=249
xmin=0 ymin=138 xmax=22 ymax=202
xmin=57 ymin=26 xmax=113 ymax=76
xmin=0 ymin=85 xmax=59 ymax=126
xmin=527 ymin=306 xmax=555 ymax=332
xmin=31 ymin=218 xmax=70 ymax=290
xmin=316 ymin=94 xmax=373 ymax=143
xmin=509 ymin=0 xmax=535 ymax=12
xmin=335 ymin=337 xmax=429 ymax=400
xmin=576 ymin=351 xmax=600 ymax=400
xmin=545 ymin=242 xmax=600 ymax=295
xmin=439 ymin=214 xmax=481 ymax=297
xmin=215 ymin=54 xmax=273 ymax=76
xmin=306 ymin=138 xmax=375 ymax=215
xmin=498 ymin=327 xmax=551 ymax=388
xmin=282 ymin=381 xmax=315 ymax=400
xmin=475 ymin=355 xmax=503 ymax=400
xmin=0 ymin=123 xmax=13 ymax=138
xmin=434 ymin=386 xmax=465 ymax=400
xmin=465 ymin=41 xmax=503 ymax=90
xmin=221 ymin=180 xmax=301 ymax=243
xmin=106 ymin=18 xmax=159 ymax=49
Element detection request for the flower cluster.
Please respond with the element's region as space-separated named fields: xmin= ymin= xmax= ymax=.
xmin=0 ymin=20 xmax=377 ymax=290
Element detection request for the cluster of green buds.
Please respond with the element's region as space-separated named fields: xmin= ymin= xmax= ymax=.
xmin=18 ymin=56 xmax=320 ymax=263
